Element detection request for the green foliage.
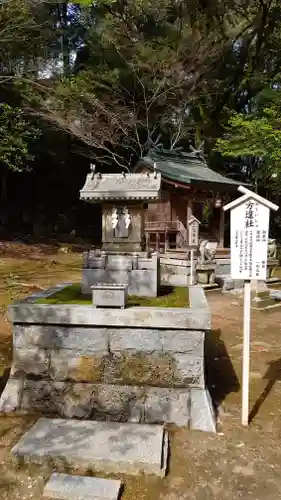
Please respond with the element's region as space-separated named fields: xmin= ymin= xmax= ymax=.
xmin=216 ymin=90 xmax=281 ymax=189
xmin=217 ymin=110 xmax=281 ymax=161
xmin=0 ymin=103 xmax=40 ymax=171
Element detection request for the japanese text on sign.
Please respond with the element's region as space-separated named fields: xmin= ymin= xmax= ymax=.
xmin=188 ymin=221 xmax=199 ymax=247
xmin=230 ymin=199 xmax=269 ymax=280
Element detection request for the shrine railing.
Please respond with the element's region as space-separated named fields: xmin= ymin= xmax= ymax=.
xmin=145 ymin=220 xmax=188 ymax=243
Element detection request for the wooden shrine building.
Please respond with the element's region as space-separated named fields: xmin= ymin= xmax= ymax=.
xmin=134 ymin=148 xmax=240 ymax=252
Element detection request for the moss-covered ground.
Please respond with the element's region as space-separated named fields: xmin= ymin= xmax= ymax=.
xmin=36 ymin=283 xmax=189 ymax=307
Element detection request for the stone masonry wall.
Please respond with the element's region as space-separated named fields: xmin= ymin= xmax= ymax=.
xmin=13 ymin=326 xmax=204 ymax=387
xmin=1 ymin=324 xmax=215 ymax=431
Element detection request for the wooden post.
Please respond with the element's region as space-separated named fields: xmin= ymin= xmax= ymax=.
xmin=164 ymin=230 xmax=169 ymax=253
xmin=189 ymin=249 xmax=194 ymax=285
xmin=156 ymin=232 xmax=160 ymax=251
xmin=186 ymin=199 xmax=193 ymax=244
xmin=242 ymin=279 xmax=251 ymax=426
xmin=186 ymin=199 xmax=193 ymax=222
xmin=145 ymin=232 xmax=150 ymax=252
xmin=219 ymin=207 xmax=225 ymax=248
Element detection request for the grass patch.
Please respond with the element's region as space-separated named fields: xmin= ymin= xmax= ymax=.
xmin=37 ymin=283 xmax=189 ymax=308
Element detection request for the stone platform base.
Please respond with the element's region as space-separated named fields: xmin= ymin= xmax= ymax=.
xmin=1 ymin=284 xmax=215 ymax=433
xmin=12 ymin=418 xmax=168 ymax=477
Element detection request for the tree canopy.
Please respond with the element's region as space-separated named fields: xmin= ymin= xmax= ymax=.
xmin=1 ymin=0 xmax=281 ymax=235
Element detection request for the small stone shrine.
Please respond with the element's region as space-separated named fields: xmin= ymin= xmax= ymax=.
xmin=80 ymin=166 xmax=162 ymax=297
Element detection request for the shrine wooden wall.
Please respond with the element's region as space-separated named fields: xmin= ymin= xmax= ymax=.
xmin=171 ymin=193 xmax=187 ymax=225
xmin=145 ymin=188 xmax=189 ymax=226
xmin=145 ymin=189 xmax=171 ymax=222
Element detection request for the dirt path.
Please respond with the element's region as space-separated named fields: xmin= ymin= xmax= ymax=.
xmin=1 ymin=253 xmax=281 ymax=499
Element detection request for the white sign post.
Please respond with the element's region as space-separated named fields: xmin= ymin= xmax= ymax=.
xmin=187 ymin=216 xmax=200 ymax=285
xmin=224 ymin=186 xmax=278 ymax=426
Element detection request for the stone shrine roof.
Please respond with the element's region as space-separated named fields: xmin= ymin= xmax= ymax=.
xmin=136 ymin=149 xmax=240 ymax=189
xmin=80 ymin=172 xmax=162 ymax=202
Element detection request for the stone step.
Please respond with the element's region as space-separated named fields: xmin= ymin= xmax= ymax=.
xmin=11 ymin=418 xmax=168 ymax=477
xmin=43 ymin=473 xmax=121 ymax=500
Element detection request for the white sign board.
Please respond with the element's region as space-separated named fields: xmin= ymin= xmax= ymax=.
xmin=187 ymin=216 xmax=200 ymax=247
xmin=224 ymin=186 xmax=278 ymax=427
xmin=230 ymin=199 xmax=269 ymax=280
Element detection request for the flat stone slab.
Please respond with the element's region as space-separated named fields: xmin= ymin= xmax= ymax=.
xmin=11 ymin=418 xmax=168 ymax=477
xmin=43 ymin=473 xmax=121 ymax=500
xmin=8 ymin=284 xmax=211 ymax=331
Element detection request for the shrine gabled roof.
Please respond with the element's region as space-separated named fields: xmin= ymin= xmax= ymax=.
xmin=136 ymin=149 xmax=240 ymax=189
xmin=80 ymin=172 xmax=162 ymax=202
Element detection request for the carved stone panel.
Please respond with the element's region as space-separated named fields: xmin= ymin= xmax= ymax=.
xmin=102 ymin=203 xmax=144 ymax=252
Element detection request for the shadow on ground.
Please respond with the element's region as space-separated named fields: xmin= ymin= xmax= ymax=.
xmin=205 ymin=328 xmax=240 ymax=412
xmin=249 ymin=358 xmax=281 ymax=423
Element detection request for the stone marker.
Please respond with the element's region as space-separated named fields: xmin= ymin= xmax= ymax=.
xmin=43 ymin=473 xmax=121 ymax=500
xmin=11 ymin=418 xmax=168 ymax=477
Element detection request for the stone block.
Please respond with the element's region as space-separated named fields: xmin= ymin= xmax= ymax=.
xmin=106 ymin=254 xmax=133 ymax=270
xmin=95 ymin=385 xmax=145 ymax=423
xmin=103 ymin=352 xmax=175 ymax=387
xmin=173 ymin=354 xmax=204 ymax=387
xmin=83 ymin=253 xmax=106 ymax=270
xmin=160 ymin=330 xmax=204 ymax=356
xmin=11 ymin=347 xmax=50 ymax=377
xmin=20 ymin=380 xmax=62 ymax=414
xmin=160 ymin=273 xmax=189 ymax=287
xmin=190 ymin=388 xmax=216 ymax=433
xmin=129 ymin=270 xmax=158 ymax=297
xmin=58 ymin=384 xmax=97 ymax=419
xmin=21 ymin=381 xmax=94 ymax=418
xmin=12 ymin=418 xmax=168 ymax=477
xmin=43 ymin=473 xmax=121 ymax=500
xmin=144 ymin=388 xmax=190 ymax=427
xmin=109 ymin=328 xmax=162 ymax=352
xmin=50 ymin=351 xmax=104 ymax=383
xmin=91 ymin=284 xmax=128 ymax=308
xmin=14 ymin=325 xmax=109 ymax=354
xmin=160 ymin=263 xmax=190 ymax=288
xmin=137 ymin=258 xmax=156 ymax=270
xmin=104 ymin=352 xmax=203 ymax=388
xmin=0 ymin=377 xmax=23 ymax=413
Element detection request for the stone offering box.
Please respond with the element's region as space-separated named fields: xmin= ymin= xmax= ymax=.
xmin=91 ymin=284 xmax=128 ymax=308
xmin=0 ymin=283 xmax=216 ymax=433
